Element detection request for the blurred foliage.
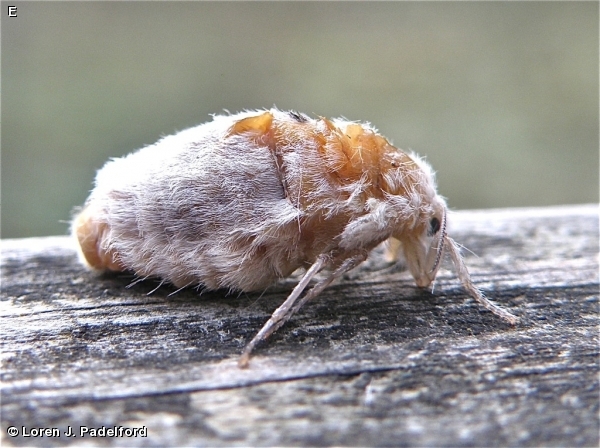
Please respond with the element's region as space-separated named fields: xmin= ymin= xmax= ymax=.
xmin=2 ymin=2 xmax=598 ymax=238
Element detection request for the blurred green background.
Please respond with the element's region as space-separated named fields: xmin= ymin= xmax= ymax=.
xmin=2 ymin=2 xmax=598 ymax=238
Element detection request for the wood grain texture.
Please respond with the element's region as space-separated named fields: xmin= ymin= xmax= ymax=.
xmin=1 ymin=204 xmax=598 ymax=447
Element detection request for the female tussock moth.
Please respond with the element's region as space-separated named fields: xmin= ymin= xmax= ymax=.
xmin=73 ymin=109 xmax=518 ymax=367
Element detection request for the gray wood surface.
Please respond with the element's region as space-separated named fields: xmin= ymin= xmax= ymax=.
xmin=1 ymin=204 xmax=598 ymax=447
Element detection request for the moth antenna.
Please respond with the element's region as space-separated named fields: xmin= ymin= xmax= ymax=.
xmin=444 ymin=236 xmax=519 ymax=325
xmin=429 ymin=208 xmax=448 ymax=275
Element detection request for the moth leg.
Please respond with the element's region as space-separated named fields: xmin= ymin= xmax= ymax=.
xmin=238 ymin=251 xmax=367 ymax=368
xmin=445 ymin=236 xmax=519 ymax=325
xmin=238 ymin=254 xmax=327 ymax=368
xmin=286 ymin=252 xmax=368 ymax=320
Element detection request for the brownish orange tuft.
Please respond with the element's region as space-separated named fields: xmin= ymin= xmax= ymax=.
xmin=227 ymin=111 xmax=273 ymax=139
xmin=73 ymin=206 xmax=124 ymax=271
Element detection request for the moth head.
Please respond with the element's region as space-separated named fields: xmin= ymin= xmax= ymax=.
xmin=394 ymin=200 xmax=447 ymax=288
xmin=384 ymin=149 xmax=448 ymax=289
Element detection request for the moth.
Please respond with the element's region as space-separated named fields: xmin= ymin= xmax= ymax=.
xmin=72 ymin=109 xmax=518 ymax=367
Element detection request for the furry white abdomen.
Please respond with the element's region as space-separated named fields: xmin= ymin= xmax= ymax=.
xmin=87 ymin=118 xmax=305 ymax=291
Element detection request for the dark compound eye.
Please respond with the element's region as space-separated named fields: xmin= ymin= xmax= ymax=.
xmin=428 ymin=217 xmax=441 ymax=236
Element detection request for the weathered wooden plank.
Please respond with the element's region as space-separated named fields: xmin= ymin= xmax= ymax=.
xmin=1 ymin=204 xmax=598 ymax=447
